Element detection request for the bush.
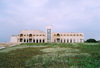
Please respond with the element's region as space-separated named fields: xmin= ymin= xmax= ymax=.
xmin=86 ymin=39 xmax=97 ymax=43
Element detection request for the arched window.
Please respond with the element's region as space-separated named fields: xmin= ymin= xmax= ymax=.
xmin=43 ymin=39 xmax=45 ymax=43
xmin=27 ymin=39 xmax=28 ymax=43
xmin=40 ymin=39 xmax=41 ymax=43
xmin=33 ymin=35 xmax=35 ymax=36
xmin=67 ymin=34 xmax=69 ymax=36
xmin=20 ymin=34 xmax=23 ymax=37
xmin=73 ymin=39 xmax=75 ymax=43
xmin=29 ymin=39 xmax=32 ymax=43
xmin=20 ymin=38 xmax=23 ymax=42
xmin=29 ymin=34 xmax=32 ymax=37
xmin=70 ymin=34 xmax=72 ymax=36
xmin=24 ymin=39 xmax=26 ymax=43
xmin=70 ymin=39 xmax=72 ymax=43
xmin=36 ymin=39 xmax=38 ymax=43
xmin=67 ymin=39 xmax=69 ymax=43
xmin=64 ymin=34 xmax=66 ymax=36
xmin=33 ymin=39 xmax=35 ymax=43
xmin=57 ymin=38 xmax=60 ymax=43
xmin=80 ymin=34 xmax=83 ymax=36
xmin=54 ymin=39 xmax=56 ymax=42
xmin=64 ymin=39 xmax=66 ymax=43
xmin=61 ymin=39 xmax=62 ymax=43
xmin=57 ymin=33 xmax=60 ymax=36
xmin=54 ymin=34 xmax=56 ymax=36
xmin=73 ymin=34 xmax=75 ymax=36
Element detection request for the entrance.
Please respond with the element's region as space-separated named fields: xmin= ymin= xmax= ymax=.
xmin=57 ymin=38 xmax=60 ymax=43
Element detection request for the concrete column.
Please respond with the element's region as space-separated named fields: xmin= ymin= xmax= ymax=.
xmin=35 ymin=39 xmax=37 ymax=43
xmin=34 ymin=39 xmax=36 ymax=43
xmin=38 ymin=39 xmax=40 ymax=43
xmin=82 ymin=39 xmax=84 ymax=43
xmin=69 ymin=38 xmax=70 ymax=43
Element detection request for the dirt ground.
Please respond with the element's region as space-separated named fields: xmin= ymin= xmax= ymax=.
xmin=0 ymin=43 xmax=18 ymax=47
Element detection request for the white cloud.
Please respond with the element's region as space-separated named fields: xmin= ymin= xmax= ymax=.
xmin=0 ymin=0 xmax=100 ymax=41
xmin=24 ymin=0 xmax=48 ymax=8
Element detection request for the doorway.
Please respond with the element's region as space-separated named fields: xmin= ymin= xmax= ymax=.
xmin=57 ymin=38 xmax=60 ymax=43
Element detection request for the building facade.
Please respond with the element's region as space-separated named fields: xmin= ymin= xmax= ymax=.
xmin=10 ymin=26 xmax=84 ymax=43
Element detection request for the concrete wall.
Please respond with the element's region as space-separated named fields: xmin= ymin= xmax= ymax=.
xmin=10 ymin=26 xmax=84 ymax=43
xmin=10 ymin=36 xmax=17 ymax=43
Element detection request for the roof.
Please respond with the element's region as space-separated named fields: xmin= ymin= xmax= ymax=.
xmin=52 ymin=32 xmax=84 ymax=34
xmin=19 ymin=30 xmax=45 ymax=34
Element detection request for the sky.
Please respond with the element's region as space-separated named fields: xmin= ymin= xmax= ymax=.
xmin=0 ymin=0 xmax=100 ymax=42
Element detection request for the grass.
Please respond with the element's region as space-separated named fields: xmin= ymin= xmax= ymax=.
xmin=0 ymin=43 xmax=100 ymax=68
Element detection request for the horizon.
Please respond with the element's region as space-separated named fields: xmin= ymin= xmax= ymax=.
xmin=0 ymin=0 xmax=100 ymax=42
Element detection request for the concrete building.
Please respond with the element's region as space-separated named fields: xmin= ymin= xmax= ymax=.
xmin=10 ymin=26 xmax=84 ymax=43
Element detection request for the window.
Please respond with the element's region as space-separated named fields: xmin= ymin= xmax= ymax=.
xmin=70 ymin=34 xmax=72 ymax=36
xmin=29 ymin=39 xmax=32 ymax=42
xmin=64 ymin=39 xmax=66 ymax=43
xmin=33 ymin=39 xmax=35 ymax=43
xmin=36 ymin=39 xmax=38 ymax=43
xmin=73 ymin=34 xmax=75 ymax=36
xmin=33 ymin=35 xmax=35 ymax=36
xmin=64 ymin=34 xmax=66 ymax=36
xmin=20 ymin=34 xmax=23 ymax=37
xmin=80 ymin=34 xmax=83 ymax=36
xmin=24 ymin=39 xmax=26 ymax=42
xmin=43 ymin=39 xmax=45 ymax=43
xmin=67 ymin=39 xmax=69 ymax=43
xmin=70 ymin=39 xmax=72 ymax=43
xmin=57 ymin=33 xmax=60 ymax=36
xmin=54 ymin=34 xmax=56 ymax=36
xmin=20 ymin=38 xmax=23 ymax=42
xmin=29 ymin=34 xmax=32 ymax=37
xmin=40 ymin=39 xmax=41 ymax=43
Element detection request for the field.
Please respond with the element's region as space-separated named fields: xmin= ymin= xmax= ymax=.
xmin=0 ymin=43 xmax=100 ymax=68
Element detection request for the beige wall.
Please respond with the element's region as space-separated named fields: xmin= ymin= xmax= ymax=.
xmin=10 ymin=26 xmax=84 ymax=43
xmin=15 ymin=31 xmax=84 ymax=43
xmin=10 ymin=36 xmax=18 ymax=43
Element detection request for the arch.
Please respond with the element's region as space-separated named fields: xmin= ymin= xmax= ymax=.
xmin=67 ymin=39 xmax=69 ymax=43
xmin=70 ymin=34 xmax=72 ymax=36
xmin=73 ymin=34 xmax=76 ymax=36
xmin=36 ymin=39 xmax=38 ymax=43
xmin=54 ymin=39 xmax=56 ymax=42
xmin=61 ymin=39 xmax=62 ymax=43
xmin=24 ymin=39 xmax=26 ymax=43
xmin=67 ymin=34 xmax=69 ymax=36
xmin=70 ymin=39 xmax=72 ymax=43
xmin=33 ymin=39 xmax=35 ymax=43
xmin=57 ymin=33 xmax=60 ymax=36
xmin=27 ymin=39 xmax=28 ymax=43
xmin=80 ymin=34 xmax=83 ymax=36
xmin=20 ymin=38 xmax=23 ymax=42
xmin=43 ymin=39 xmax=45 ymax=43
xmin=29 ymin=34 xmax=32 ymax=37
xmin=64 ymin=39 xmax=66 ymax=43
xmin=20 ymin=34 xmax=23 ymax=37
xmin=40 ymin=39 xmax=41 ymax=43
xmin=57 ymin=38 xmax=60 ymax=43
xmin=29 ymin=38 xmax=32 ymax=43
xmin=80 ymin=39 xmax=83 ymax=43
xmin=64 ymin=34 xmax=66 ymax=36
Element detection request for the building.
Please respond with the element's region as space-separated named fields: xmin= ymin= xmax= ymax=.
xmin=10 ymin=26 xmax=84 ymax=43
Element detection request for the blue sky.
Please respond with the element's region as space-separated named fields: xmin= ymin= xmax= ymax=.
xmin=0 ymin=0 xmax=100 ymax=42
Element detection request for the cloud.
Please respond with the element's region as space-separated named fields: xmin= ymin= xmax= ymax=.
xmin=0 ymin=0 xmax=100 ymax=42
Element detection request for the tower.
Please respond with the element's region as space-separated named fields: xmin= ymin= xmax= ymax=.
xmin=46 ymin=26 xmax=52 ymax=43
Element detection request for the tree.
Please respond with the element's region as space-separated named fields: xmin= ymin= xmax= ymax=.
xmin=86 ymin=38 xmax=97 ymax=43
